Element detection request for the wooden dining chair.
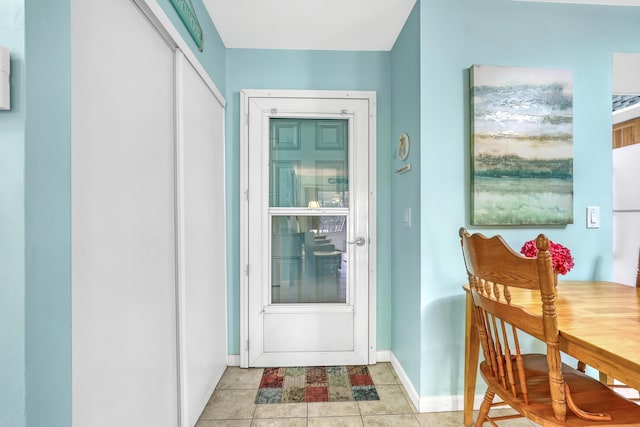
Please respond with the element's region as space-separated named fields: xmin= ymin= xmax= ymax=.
xmin=459 ymin=228 xmax=640 ymax=426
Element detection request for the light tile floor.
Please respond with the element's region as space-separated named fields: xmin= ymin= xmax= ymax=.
xmin=196 ymin=363 xmax=541 ymax=426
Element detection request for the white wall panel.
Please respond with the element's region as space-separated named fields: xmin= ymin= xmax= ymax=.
xmin=613 ymin=144 xmax=640 ymax=210
xmin=613 ymin=53 xmax=640 ymax=95
xmin=613 ymin=144 xmax=640 ymax=287
xmin=176 ymin=51 xmax=227 ymax=427
xmin=613 ymin=211 xmax=640 ymax=286
xmin=71 ymin=0 xmax=178 ymax=425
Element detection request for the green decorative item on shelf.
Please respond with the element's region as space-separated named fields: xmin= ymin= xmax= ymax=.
xmin=169 ymin=0 xmax=204 ymax=51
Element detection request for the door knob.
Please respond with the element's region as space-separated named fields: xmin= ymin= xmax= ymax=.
xmin=346 ymin=236 xmax=366 ymax=246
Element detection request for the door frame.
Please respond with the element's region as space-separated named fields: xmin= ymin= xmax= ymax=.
xmin=239 ymin=89 xmax=377 ymax=368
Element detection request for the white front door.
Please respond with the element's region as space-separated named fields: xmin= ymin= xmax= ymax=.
xmin=241 ymin=90 xmax=376 ymax=367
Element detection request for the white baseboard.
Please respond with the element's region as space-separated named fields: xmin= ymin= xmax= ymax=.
xmin=390 ymin=352 xmax=421 ymax=411
xmin=389 ymin=352 xmax=484 ymax=413
xmin=376 ymin=350 xmax=391 ymax=362
xmin=227 ymin=354 xmax=240 ymax=366
xmin=418 ymin=393 xmax=485 ymax=413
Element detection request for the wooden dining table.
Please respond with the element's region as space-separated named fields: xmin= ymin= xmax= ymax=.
xmin=463 ymin=280 xmax=640 ymax=426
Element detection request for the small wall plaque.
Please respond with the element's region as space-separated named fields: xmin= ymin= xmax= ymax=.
xmin=169 ymin=0 xmax=204 ymax=51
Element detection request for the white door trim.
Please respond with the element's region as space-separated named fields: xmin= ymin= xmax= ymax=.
xmin=239 ymin=89 xmax=377 ymax=368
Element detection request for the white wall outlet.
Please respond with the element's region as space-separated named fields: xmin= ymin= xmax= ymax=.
xmin=587 ymin=206 xmax=600 ymax=229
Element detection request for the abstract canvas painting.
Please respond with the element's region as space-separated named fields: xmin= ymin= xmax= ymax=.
xmin=470 ymin=65 xmax=573 ymax=225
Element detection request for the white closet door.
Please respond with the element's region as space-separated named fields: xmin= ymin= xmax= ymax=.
xmin=71 ymin=0 xmax=178 ymax=425
xmin=175 ymin=51 xmax=227 ymax=427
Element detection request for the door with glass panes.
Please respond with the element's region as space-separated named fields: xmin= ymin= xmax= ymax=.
xmin=242 ymin=91 xmax=375 ymax=367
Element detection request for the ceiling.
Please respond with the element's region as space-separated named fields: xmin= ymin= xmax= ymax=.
xmin=201 ymin=0 xmax=640 ymax=51
xmin=201 ymin=0 xmax=417 ymax=51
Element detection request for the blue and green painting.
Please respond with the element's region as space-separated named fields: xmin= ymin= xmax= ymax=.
xmin=470 ymin=65 xmax=573 ymax=225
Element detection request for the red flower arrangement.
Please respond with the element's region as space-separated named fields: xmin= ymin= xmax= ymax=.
xmin=520 ymin=239 xmax=574 ymax=275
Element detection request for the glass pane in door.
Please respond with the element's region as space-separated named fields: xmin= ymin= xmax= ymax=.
xmin=271 ymin=215 xmax=347 ymax=303
xmin=269 ymin=118 xmax=349 ymax=304
xmin=269 ymin=119 xmax=348 ymax=208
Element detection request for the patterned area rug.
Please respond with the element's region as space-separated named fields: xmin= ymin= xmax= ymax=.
xmin=255 ymin=366 xmax=380 ymax=403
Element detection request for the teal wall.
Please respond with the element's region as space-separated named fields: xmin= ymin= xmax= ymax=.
xmin=389 ymin=2 xmax=421 ymax=392
xmin=24 ymin=0 xmax=72 ymax=425
xmin=417 ymin=0 xmax=640 ymax=397
xmin=0 ymin=1 xmax=27 ymax=425
xmin=225 ymin=49 xmax=393 ymax=354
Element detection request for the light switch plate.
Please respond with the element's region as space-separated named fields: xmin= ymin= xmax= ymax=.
xmin=403 ymin=208 xmax=411 ymax=228
xmin=586 ymin=206 xmax=600 ymax=229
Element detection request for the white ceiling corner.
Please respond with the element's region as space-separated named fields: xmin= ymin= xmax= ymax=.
xmin=201 ymin=0 xmax=417 ymax=51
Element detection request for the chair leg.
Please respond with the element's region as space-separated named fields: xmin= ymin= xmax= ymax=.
xmin=474 ymin=388 xmax=495 ymax=427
